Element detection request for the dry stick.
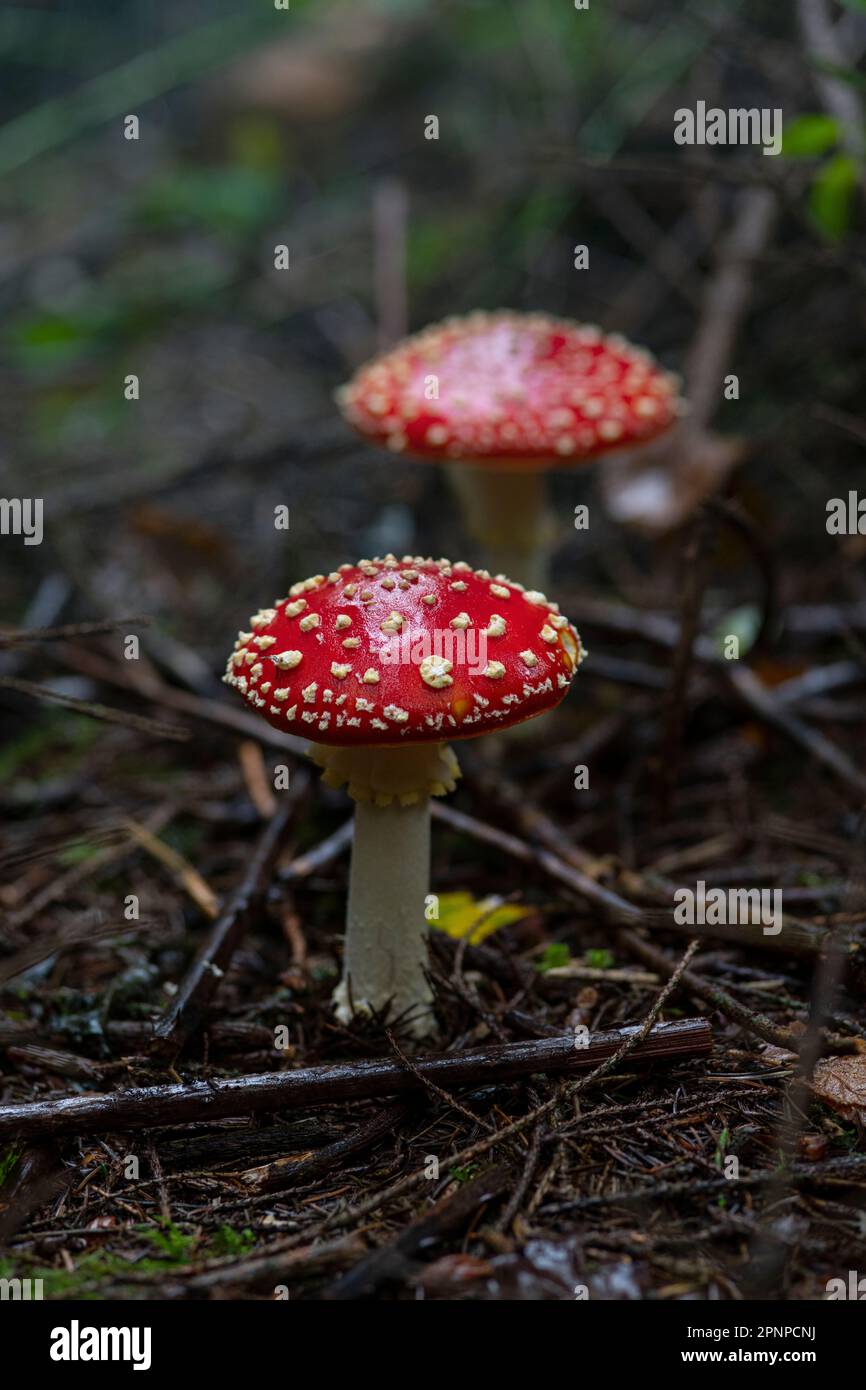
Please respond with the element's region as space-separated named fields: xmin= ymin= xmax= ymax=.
xmin=150 ymin=798 xmax=301 ymax=1060
xmin=576 ymin=597 xmax=866 ymax=799
xmin=237 ymin=740 xmax=279 ymax=820
xmin=61 ymin=643 xmax=309 ymax=757
xmin=432 ymin=801 xmax=828 ymax=957
xmin=433 ymin=801 xmax=644 ymax=921
xmin=0 ymin=616 xmax=151 ymax=648
xmin=724 ymin=663 xmax=866 ymax=797
xmin=324 ymin=1164 xmax=513 ymax=1301
xmin=122 ymin=817 xmax=220 ymax=920
xmin=0 ymin=1019 xmax=712 ymax=1142
xmin=541 ymin=1155 xmax=866 ymax=1215
xmin=278 ymin=817 xmax=353 ymax=882
xmin=470 ymin=766 xmax=602 ymax=875
xmin=385 ymin=1027 xmax=495 ymax=1134
xmin=617 ymin=927 xmax=861 ymax=1053
xmin=6 ymin=1045 xmax=128 ymax=1083
xmin=0 ymin=1017 xmax=274 ymax=1054
xmin=237 ymin=1102 xmax=411 ymax=1198
xmin=497 ymin=1121 xmax=543 ymax=1234
xmin=616 ymin=865 xmax=832 ymax=959
xmin=0 ymin=675 xmax=189 ymax=741
xmin=0 ymin=917 xmax=155 ymax=987
xmin=112 ymin=1233 xmax=369 ymax=1297
xmin=685 ymin=186 xmax=778 ymax=428
xmin=2 ymin=803 xmax=177 ymax=934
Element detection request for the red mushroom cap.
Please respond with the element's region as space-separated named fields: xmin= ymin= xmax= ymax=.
xmin=224 ymin=556 xmax=583 ymax=746
xmin=337 ymin=310 xmax=683 ymax=469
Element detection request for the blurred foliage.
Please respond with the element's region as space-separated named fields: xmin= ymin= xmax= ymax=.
xmin=0 ymin=714 xmax=98 ymax=781
xmin=809 ymin=153 xmax=860 ymax=238
xmin=0 ymin=0 xmax=864 ymax=625
xmin=136 ymin=165 xmax=283 ymax=241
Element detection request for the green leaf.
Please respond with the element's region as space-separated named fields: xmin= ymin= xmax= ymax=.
xmin=536 ymin=943 xmax=572 ymax=973
xmin=449 ymin=1163 xmax=479 ymax=1184
xmin=809 ymin=153 xmax=859 ymax=239
xmin=782 ymin=113 xmax=839 ymax=157
xmin=0 ymin=1148 xmax=21 ymax=1187
xmin=431 ymin=892 xmax=532 ymax=944
xmin=585 ymin=948 xmax=615 ymax=970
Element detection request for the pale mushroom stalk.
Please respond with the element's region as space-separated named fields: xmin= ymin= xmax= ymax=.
xmin=338 ymin=797 xmax=431 ymax=1027
xmin=310 ymin=741 xmax=460 ymax=1038
xmin=446 ymin=465 xmax=555 ymax=593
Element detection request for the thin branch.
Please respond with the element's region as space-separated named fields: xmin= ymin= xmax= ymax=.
xmin=0 ymin=1019 xmax=713 ymax=1141
xmin=0 ymin=675 xmax=189 ymax=741
xmin=150 ymin=791 xmax=305 ymax=1059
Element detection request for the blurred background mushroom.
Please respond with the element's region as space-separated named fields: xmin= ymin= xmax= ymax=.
xmin=337 ymin=312 xmax=683 ymax=591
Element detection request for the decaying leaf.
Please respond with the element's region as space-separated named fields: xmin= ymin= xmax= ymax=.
xmin=761 ymin=1046 xmax=866 ymax=1126
xmin=808 ymin=1055 xmax=866 ymax=1126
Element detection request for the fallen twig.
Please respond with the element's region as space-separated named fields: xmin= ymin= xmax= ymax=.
xmin=0 ymin=675 xmax=189 ymax=741
xmin=432 ymin=800 xmax=832 ymax=957
xmin=0 ymin=616 xmax=151 ymax=648
xmin=324 ymin=1164 xmax=512 ymax=1300
xmin=238 ymin=1102 xmax=410 ymax=1196
xmin=150 ymin=796 xmax=303 ymax=1059
xmin=0 ymin=1019 xmax=712 ymax=1141
xmin=617 ymin=926 xmax=863 ymax=1053
xmin=1 ymin=803 xmax=177 ymax=935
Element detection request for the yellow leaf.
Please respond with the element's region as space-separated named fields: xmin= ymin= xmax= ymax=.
xmin=430 ymin=892 xmax=532 ymax=944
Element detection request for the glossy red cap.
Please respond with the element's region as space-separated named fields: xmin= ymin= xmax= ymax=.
xmin=224 ymin=556 xmax=583 ymax=746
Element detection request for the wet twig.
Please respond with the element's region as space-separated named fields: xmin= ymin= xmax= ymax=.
xmin=0 ymin=1020 xmax=713 ymax=1141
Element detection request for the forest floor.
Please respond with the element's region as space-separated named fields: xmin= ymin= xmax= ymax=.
xmin=2 ymin=545 xmax=866 ymax=1301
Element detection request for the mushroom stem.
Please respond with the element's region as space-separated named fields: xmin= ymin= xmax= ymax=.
xmin=334 ymin=796 xmax=434 ymax=1036
xmin=446 ymin=465 xmax=555 ymax=593
xmin=311 ymin=741 xmax=460 ymax=1039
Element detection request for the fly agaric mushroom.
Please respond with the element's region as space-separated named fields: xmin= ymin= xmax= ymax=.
xmin=224 ymin=555 xmax=583 ymax=1036
xmin=336 ymin=311 xmax=684 ymax=591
